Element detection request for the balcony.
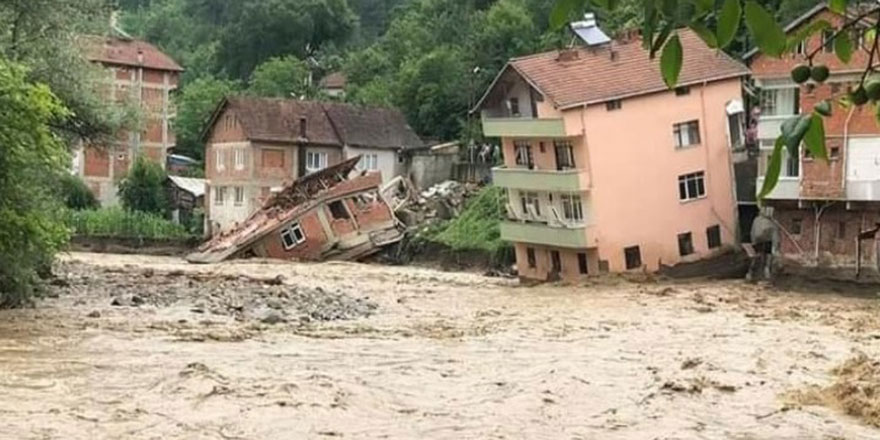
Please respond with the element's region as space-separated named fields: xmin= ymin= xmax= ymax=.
xmin=482 ymin=117 xmax=566 ymax=138
xmin=846 ymin=180 xmax=880 ymax=201
xmin=493 ymin=166 xmax=590 ymax=191
xmin=756 ymin=177 xmax=800 ymax=199
xmin=757 ymin=115 xmax=795 ymax=140
xmin=500 ymin=221 xmax=594 ymax=248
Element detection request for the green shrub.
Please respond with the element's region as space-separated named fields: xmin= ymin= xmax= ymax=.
xmin=64 ymin=208 xmax=193 ymax=240
xmin=58 ymin=174 xmax=99 ymax=210
xmin=118 ymin=155 xmax=167 ymax=214
xmin=418 ymin=186 xmax=513 ymax=263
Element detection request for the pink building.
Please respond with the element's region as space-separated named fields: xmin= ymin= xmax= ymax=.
xmin=476 ymin=19 xmax=748 ymax=281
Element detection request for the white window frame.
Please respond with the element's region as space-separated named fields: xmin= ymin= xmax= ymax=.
xmin=760 ymin=88 xmax=798 ymax=116
xmin=678 ymin=171 xmax=706 ymax=202
xmin=214 ymin=186 xmax=226 ymax=206
xmin=306 ymin=151 xmax=328 ymax=173
xmin=280 ymin=222 xmax=306 ymax=250
xmin=234 ymin=148 xmax=246 ymax=170
xmin=520 ymin=191 xmax=540 ymax=218
xmin=359 ymin=153 xmax=379 ymax=171
xmin=514 ymin=141 xmax=533 ymax=168
xmin=215 ymin=149 xmax=225 ymax=171
xmin=561 ymin=194 xmax=584 ymax=223
xmin=673 ymin=120 xmax=701 ymax=149
xmin=233 ymin=186 xmax=244 ymax=206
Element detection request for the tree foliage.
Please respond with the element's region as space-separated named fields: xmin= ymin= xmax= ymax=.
xmin=173 ymin=76 xmax=242 ymax=161
xmin=118 ymin=155 xmax=168 ymax=215
xmin=0 ymin=57 xmax=71 ymax=307
xmin=248 ymin=56 xmax=314 ymax=99
xmin=58 ymin=174 xmax=100 ymax=211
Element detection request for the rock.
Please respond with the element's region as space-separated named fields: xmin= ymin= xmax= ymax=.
xmin=111 ymin=297 xmax=124 ymax=307
xmin=260 ymin=310 xmax=286 ymax=325
xmin=131 ymin=295 xmax=145 ymax=306
xmin=86 ymin=310 xmax=101 ymax=318
xmin=143 ymin=269 xmax=154 ymax=278
xmin=49 ymin=277 xmax=70 ymax=287
xmin=265 ymin=275 xmax=286 ymax=286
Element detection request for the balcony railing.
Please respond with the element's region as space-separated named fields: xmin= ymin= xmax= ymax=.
xmin=482 ymin=117 xmax=566 ymax=138
xmin=846 ymin=179 xmax=880 ymax=201
xmin=757 ymin=115 xmax=796 ymax=140
xmin=756 ymin=177 xmax=800 ymax=199
xmin=493 ymin=166 xmax=590 ymax=191
xmin=500 ymin=220 xmax=594 ymax=248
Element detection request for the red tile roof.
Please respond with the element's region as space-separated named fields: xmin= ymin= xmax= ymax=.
xmin=322 ymin=102 xmax=424 ymax=149
xmin=506 ymin=29 xmax=748 ymax=109
xmin=82 ymin=35 xmax=183 ymax=72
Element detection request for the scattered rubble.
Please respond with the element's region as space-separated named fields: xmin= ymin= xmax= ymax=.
xmin=384 ymin=178 xmax=482 ymax=229
xmin=52 ymin=262 xmax=378 ymax=325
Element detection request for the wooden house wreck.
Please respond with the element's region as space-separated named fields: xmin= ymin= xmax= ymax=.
xmin=186 ymin=157 xmax=405 ymax=264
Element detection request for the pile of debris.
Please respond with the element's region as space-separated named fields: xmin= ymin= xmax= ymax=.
xmin=786 ymin=353 xmax=880 ymax=427
xmin=383 ymin=178 xmax=482 ymax=229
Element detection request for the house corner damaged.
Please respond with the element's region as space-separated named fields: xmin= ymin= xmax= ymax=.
xmin=186 ymin=156 xmax=405 ymax=264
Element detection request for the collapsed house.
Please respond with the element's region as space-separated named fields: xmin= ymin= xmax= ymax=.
xmin=186 ymin=157 xmax=405 ymax=264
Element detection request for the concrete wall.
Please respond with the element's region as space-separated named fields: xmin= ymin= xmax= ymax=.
xmin=576 ymin=79 xmax=741 ymax=272
xmin=410 ymin=152 xmax=454 ymax=190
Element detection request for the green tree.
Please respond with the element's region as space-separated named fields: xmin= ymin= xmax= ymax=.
xmin=396 ymin=46 xmax=470 ymax=140
xmin=118 ymin=155 xmax=168 ymax=214
xmin=58 ymin=174 xmax=100 ymax=210
xmin=248 ymin=56 xmax=313 ymax=98
xmin=174 ymin=76 xmax=242 ymax=161
xmin=0 ymin=57 xmax=71 ymax=307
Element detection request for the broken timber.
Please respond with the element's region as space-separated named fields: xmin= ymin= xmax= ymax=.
xmin=187 ymin=156 xmax=405 ymax=264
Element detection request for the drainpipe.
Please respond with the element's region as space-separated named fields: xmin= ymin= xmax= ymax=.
xmin=699 ymin=80 xmax=738 ymax=242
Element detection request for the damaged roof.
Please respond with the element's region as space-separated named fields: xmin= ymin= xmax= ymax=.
xmin=81 ymin=35 xmax=183 ymax=72
xmin=478 ymin=29 xmax=748 ymax=110
xmin=204 ymin=98 xmax=423 ymax=150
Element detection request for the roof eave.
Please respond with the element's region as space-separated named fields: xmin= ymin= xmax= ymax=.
xmin=470 ymin=62 xmax=557 ymax=114
xmin=556 ymin=71 xmax=748 ymax=110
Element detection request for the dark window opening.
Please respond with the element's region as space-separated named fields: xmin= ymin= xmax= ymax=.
xmin=550 ymin=250 xmax=562 ymax=274
xmin=539 ymin=142 xmax=545 ymax=153
xmin=624 ymin=246 xmax=641 ymax=270
xmin=329 ymin=200 xmax=350 ymax=220
xmin=554 ymin=140 xmax=576 ymax=170
xmin=831 ymin=147 xmax=840 ymax=159
xmin=823 ymin=29 xmax=835 ymax=53
xmin=707 ymin=225 xmax=722 ymax=249
xmin=606 ymin=99 xmax=622 ymax=111
xmin=678 ymin=232 xmax=695 ymax=256
xmin=675 ymin=86 xmax=691 ymax=96
xmin=526 ymin=247 xmax=536 ymax=268
xmin=791 ymin=218 xmax=803 ymax=235
xmin=510 ymin=97 xmax=520 ymax=116
xmin=578 ymin=253 xmax=589 ymax=274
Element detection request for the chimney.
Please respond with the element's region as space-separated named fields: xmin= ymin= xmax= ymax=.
xmin=557 ymin=49 xmax=580 ymax=62
xmin=299 ymin=117 xmax=307 ymax=138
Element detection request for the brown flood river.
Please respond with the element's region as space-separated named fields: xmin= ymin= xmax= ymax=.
xmin=1 ymin=252 xmax=880 ymax=439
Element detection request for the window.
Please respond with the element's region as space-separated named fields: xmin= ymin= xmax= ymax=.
xmin=624 ymin=246 xmax=642 ymax=270
xmin=520 ymin=191 xmax=541 ymax=217
xmin=673 ymin=120 xmax=701 ymax=148
xmin=838 ymin=221 xmax=847 ymax=239
xmin=791 ymin=218 xmax=803 ymax=235
xmin=577 ymin=253 xmax=589 ymax=275
xmin=832 ymin=83 xmax=842 ymax=94
xmin=509 ymin=97 xmax=520 ymax=116
xmin=852 ymin=26 xmax=866 ymax=50
xmin=233 ymin=186 xmax=244 ymax=206
xmin=215 ymin=149 xmax=225 ymax=171
xmin=786 ymin=149 xmax=800 ymax=177
xmin=823 ymin=29 xmax=835 ymax=53
xmin=280 ymin=222 xmax=306 ymax=250
xmin=831 ymin=147 xmax=840 ymax=159
xmin=358 ymin=153 xmax=379 ymax=171
xmin=526 ymin=247 xmax=536 ymax=268
xmin=234 ymin=148 xmax=246 ymax=170
xmin=328 ymin=200 xmax=350 ymax=219
xmin=675 ymin=86 xmax=691 ymax=96
xmin=306 ymin=151 xmax=328 ymax=173
xmin=678 ymin=232 xmax=694 ymax=256
xmin=214 ymin=186 xmax=226 ymax=206
xmin=606 ymin=99 xmax=622 ymax=111
xmin=561 ymin=194 xmax=583 ymax=222
xmin=539 ymin=142 xmax=545 ymax=153
xmin=760 ymin=88 xmax=799 ymax=116
xmin=795 ymin=40 xmax=807 ymax=55
xmin=550 ymin=251 xmax=562 ymax=273
xmin=707 ymin=225 xmax=721 ymax=249
xmin=514 ymin=141 xmax=533 ymax=169
xmin=728 ymin=112 xmax=744 ymax=149
xmin=554 ymin=140 xmax=576 ymax=170
xmin=678 ymin=172 xmax=706 ymax=201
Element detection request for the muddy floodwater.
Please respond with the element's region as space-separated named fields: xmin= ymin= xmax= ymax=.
xmin=2 ymin=253 xmax=880 ymax=439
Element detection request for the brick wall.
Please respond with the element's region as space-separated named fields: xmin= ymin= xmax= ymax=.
xmin=258 ymin=209 xmax=329 ymax=260
xmin=775 ymin=205 xmax=880 ymax=264
xmin=84 ymin=147 xmax=110 ymax=177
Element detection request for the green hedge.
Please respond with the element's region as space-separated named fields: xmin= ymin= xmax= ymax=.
xmin=64 ymin=208 xmax=193 ymax=240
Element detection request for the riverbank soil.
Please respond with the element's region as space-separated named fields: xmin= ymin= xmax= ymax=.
xmin=1 ymin=252 xmax=880 ymax=439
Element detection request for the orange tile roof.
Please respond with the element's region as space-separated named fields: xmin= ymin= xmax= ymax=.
xmin=82 ymin=35 xmax=183 ymax=72
xmin=508 ymin=29 xmax=748 ymax=109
